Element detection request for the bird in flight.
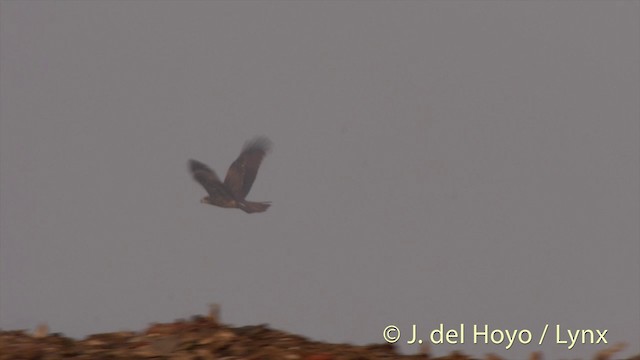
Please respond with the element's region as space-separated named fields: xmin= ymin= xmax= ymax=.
xmin=189 ymin=136 xmax=272 ymax=213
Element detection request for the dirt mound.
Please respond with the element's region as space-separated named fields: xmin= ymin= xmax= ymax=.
xmin=0 ymin=308 xmax=635 ymax=360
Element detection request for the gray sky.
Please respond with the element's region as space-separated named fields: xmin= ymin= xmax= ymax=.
xmin=1 ymin=1 xmax=638 ymax=358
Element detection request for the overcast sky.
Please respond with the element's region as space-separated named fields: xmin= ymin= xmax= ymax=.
xmin=1 ymin=1 xmax=638 ymax=359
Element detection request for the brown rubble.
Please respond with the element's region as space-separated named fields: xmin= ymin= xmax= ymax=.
xmin=0 ymin=313 xmax=636 ymax=360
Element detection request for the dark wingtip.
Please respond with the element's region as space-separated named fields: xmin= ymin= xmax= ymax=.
xmin=243 ymin=136 xmax=272 ymax=154
xmin=188 ymin=159 xmax=208 ymax=173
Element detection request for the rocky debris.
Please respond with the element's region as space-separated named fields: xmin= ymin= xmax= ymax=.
xmin=0 ymin=312 xmax=636 ymax=360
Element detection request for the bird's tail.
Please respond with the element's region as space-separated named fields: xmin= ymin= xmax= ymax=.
xmin=239 ymin=200 xmax=271 ymax=213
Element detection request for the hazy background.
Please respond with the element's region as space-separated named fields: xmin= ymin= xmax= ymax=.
xmin=1 ymin=1 xmax=638 ymax=358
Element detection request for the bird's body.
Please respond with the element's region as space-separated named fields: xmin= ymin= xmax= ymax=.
xmin=200 ymin=194 xmax=237 ymax=208
xmin=189 ymin=137 xmax=272 ymax=214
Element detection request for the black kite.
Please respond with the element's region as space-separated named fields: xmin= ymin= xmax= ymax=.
xmin=189 ymin=137 xmax=272 ymax=213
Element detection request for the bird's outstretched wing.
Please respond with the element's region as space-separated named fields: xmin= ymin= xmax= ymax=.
xmin=224 ymin=136 xmax=271 ymax=199
xmin=189 ymin=159 xmax=232 ymax=199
